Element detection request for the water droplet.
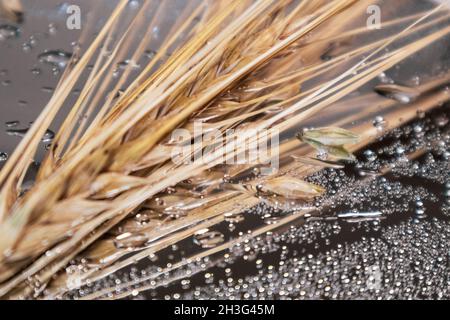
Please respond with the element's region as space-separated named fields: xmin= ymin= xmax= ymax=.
xmin=134 ymin=211 xmax=153 ymax=225
xmin=42 ymin=130 xmax=55 ymax=142
xmin=415 ymin=198 xmax=426 ymax=219
xmin=152 ymin=26 xmax=160 ymax=39
xmin=374 ymin=84 xmax=420 ymax=104
xmin=0 ymin=24 xmax=20 ymax=40
xmin=357 ymin=169 xmax=380 ymax=177
xmin=38 ymin=50 xmax=72 ymax=69
xmin=1 ymin=80 xmax=11 ymax=86
xmin=128 ymin=0 xmax=140 ymax=9
xmin=413 ymin=124 xmax=423 ymax=135
xmin=377 ymin=72 xmax=394 ymax=84
xmin=113 ymin=60 xmax=140 ymax=77
xmin=338 ymin=211 xmax=382 ymax=219
xmin=114 ymin=233 xmax=148 ymax=249
xmin=6 ymin=127 xmax=55 ymax=143
xmin=444 ymin=185 xmax=450 ymax=198
xmin=71 ymin=41 xmax=81 ymax=52
xmin=48 ymin=23 xmax=57 ymax=35
xmin=193 ymin=230 xmax=224 ymax=248
xmin=263 ymin=216 xmax=282 ymax=225
xmin=57 ymin=3 xmax=70 ymax=14
xmin=411 ymin=75 xmax=421 ymax=86
xmin=22 ymin=43 xmax=32 ymax=52
xmin=41 ymin=86 xmax=54 ymax=93
xmin=395 ymin=146 xmax=405 ymax=156
xmin=28 ymin=36 xmax=38 ymax=47
xmin=338 ymin=211 xmax=383 ymax=223
xmin=5 ymin=120 xmax=19 ymax=127
xmin=224 ymin=212 xmax=245 ymax=224
xmin=0 ymin=152 xmax=8 ymax=162
xmin=363 ymin=150 xmax=377 ymax=162
xmin=31 ymin=67 xmax=41 ymax=75
xmin=372 ymin=116 xmax=386 ymax=131
xmin=22 ymin=36 xmax=37 ymax=52
xmin=320 ymin=43 xmax=336 ymax=61
xmin=434 ymin=115 xmax=449 ymax=127
xmin=145 ymin=50 xmax=156 ymax=59
xmin=117 ymin=59 xmax=140 ymax=70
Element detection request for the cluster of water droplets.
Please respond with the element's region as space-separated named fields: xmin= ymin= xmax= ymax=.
xmin=57 ymin=105 xmax=450 ymax=300
xmin=0 ymin=24 xmax=19 ymax=41
xmin=176 ymin=218 xmax=450 ymax=300
xmin=4 ymin=120 xmax=55 ymax=143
